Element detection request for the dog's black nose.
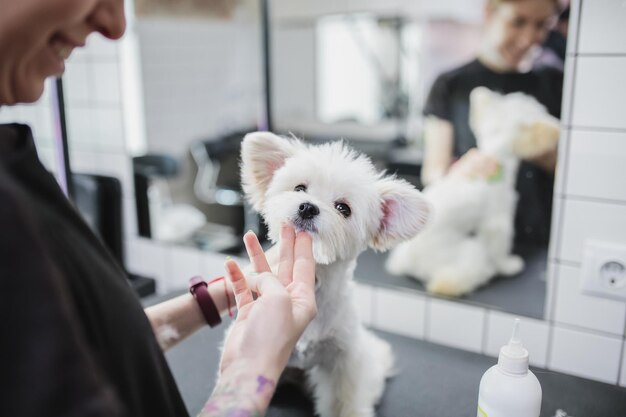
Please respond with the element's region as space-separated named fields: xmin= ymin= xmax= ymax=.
xmin=298 ymin=202 xmax=319 ymax=220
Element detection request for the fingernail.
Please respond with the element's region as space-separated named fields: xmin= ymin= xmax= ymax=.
xmin=249 ymin=271 xmax=259 ymax=276
xmin=225 ymin=256 xmax=232 ymax=261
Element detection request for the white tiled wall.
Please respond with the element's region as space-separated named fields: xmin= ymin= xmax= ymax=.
xmin=427 ymin=298 xmax=485 ymax=353
xmin=542 ymin=0 xmax=626 ymax=385
xmin=549 ymin=325 xmax=623 ymax=384
xmin=485 ymin=311 xmax=550 ymax=368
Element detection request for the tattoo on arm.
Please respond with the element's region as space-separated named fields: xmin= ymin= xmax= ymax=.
xmin=198 ymin=373 xmax=276 ymax=417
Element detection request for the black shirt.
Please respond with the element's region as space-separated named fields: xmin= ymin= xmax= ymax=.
xmin=423 ymin=59 xmax=564 ymax=244
xmin=0 ymin=124 xmax=189 ymax=417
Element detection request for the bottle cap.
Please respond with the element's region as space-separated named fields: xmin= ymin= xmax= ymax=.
xmin=498 ymin=318 xmax=529 ymax=375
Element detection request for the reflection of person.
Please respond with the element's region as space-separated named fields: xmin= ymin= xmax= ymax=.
xmin=0 ymin=1 xmax=316 ymax=416
xmin=421 ymin=0 xmax=563 ymax=244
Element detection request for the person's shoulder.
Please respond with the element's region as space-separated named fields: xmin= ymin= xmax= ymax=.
xmin=533 ymin=65 xmax=564 ymax=83
xmin=435 ymin=59 xmax=481 ymax=83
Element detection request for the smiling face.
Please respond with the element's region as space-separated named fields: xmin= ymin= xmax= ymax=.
xmin=241 ymin=132 xmax=430 ymax=265
xmin=482 ymin=0 xmax=557 ymax=71
xmin=0 ymin=0 xmax=126 ymax=105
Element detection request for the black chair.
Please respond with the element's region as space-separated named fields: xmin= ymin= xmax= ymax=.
xmin=72 ymin=173 xmax=156 ymax=297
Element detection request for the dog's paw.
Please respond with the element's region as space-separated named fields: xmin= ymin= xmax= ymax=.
xmin=427 ymin=276 xmax=465 ymax=297
xmin=497 ymin=255 xmax=525 ymax=276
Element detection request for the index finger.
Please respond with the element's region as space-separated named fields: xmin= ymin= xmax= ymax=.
xmin=277 ymin=224 xmax=296 ymax=286
xmin=243 ymin=231 xmax=272 ymax=273
xmin=292 ymin=231 xmax=315 ymax=289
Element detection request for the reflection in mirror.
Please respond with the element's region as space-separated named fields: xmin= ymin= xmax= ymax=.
xmin=100 ymin=0 xmax=567 ymax=320
xmin=271 ymin=0 xmax=568 ymax=320
xmin=129 ymin=2 xmax=261 ymax=253
xmin=316 ymin=14 xmax=418 ymax=124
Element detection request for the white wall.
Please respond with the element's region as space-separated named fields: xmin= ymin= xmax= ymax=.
xmin=544 ymin=0 xmax=626 ymax=385
xmin=136 ymin=13 xmax=261 ymax=159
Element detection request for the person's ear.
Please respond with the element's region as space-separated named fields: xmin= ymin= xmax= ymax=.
xmin=241 ymin=132 xmax=297 ymax=211
xmin=369 ymin=177 xmax=431 ymax=252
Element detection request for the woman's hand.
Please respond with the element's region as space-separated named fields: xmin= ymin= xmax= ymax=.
xmin=198 ymin=225 xmax=316 ymax=417
xmin=449 ymin=148 xmax=500 ymax=180
xmin=219 ymin=225 xmax=317 ymax=381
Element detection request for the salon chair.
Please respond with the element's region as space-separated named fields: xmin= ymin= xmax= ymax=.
xmin=72 ymin=173 xmax=156 ymax=297
xmin=191 ymin=129 xmax=265 ymax=248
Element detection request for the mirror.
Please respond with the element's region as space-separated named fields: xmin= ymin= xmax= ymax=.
xmin=270 ymin=1 xmax=569 ymax=320
xmin=68 ymin=0 xmax=567 ymax=320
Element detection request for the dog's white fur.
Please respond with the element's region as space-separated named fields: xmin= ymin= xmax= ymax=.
xmin=240 ymin=132 xmax=429 ymax=417
xmin=386 ymin=87 xmax=560 ymax=297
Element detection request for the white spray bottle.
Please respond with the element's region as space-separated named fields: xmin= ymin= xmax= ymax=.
xmin=477 ymin=318 xmax=542 ymax=417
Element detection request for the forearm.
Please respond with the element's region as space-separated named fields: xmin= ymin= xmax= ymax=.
xmin=421 ymin=117 xmax=454 ymax=186
xmin=198 ymin=364 xmax=279 ymax=417
xmin=145 ymin=280 xmax=235 ymax=350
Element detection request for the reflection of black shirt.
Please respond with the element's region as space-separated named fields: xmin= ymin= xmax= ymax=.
xmin=0 ymin=124 xmax=189 ymax=417
xmin=423 ymin=59 xmax=563 ymax=244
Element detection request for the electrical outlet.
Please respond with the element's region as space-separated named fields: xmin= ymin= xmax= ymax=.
xmin=580 ymin=240 xmax=626 ymax=301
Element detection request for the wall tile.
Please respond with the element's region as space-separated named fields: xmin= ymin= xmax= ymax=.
xmin=565 ymin=129 xmax=626 ymax=203
xmin=578 ymin=0 xmax=626 ymax=55
xmin=571 ymin=56 xmax=626 ymax=130
xmin=559 ymin=199 xmax=626 ymax=263
xmin=372 ymin=287 xmax=425 ymax=339
xmin=554 ymin=263 xmax=626 ymax=336
xmin=549 ymin=325 xmax=622 ymax=384
xmin=485 ymin=311 xmax=550 ymax=368
xmin=352 ymin=282 xmax=374 ymax=326
xmin=93 ymin=61 xmax=121 ymax=104
xmin=64 ymin=60 xmax=92 ymax=104
xmin=66 ymin=106 xmax=98 ymax=150
xmin=427 ymin=298 xmax=485 ymax=353
xmin=95 ymin=108 xmax=125 ymax=152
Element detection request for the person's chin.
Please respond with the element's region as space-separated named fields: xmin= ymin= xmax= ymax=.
xmin=15 ymin=79 xmax=46 ymax=105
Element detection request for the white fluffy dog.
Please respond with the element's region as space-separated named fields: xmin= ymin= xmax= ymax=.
xmin=386 ymin=87 xmax=560 ymax=297
xmin=240 ymin=132 xmax=429 ymax=417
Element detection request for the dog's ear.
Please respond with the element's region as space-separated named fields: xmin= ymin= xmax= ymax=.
xmin=513 ymin=115 xmax=561 ymax=159
xmin=241 ymin=131 xmax=296 ymax=211
xmin=370 ymin=177 xmax=431 ymax=251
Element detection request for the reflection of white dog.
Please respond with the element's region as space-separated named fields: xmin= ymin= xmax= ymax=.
xmin=386 ymin=87 xmax=560 ymax=297
xmin=240 ymin=132 xmax=429 ymax=417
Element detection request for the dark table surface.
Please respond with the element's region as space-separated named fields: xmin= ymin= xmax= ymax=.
xmin=148 ymin=293 xmax=626 ymax=417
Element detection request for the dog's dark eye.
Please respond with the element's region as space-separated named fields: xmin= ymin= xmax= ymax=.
xmin=294 ymin=184 xmax=307 ymax=192
xmin=335 ymin=202 xmax=351 ymax=218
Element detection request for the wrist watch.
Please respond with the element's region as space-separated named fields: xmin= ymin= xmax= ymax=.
xmin=189 ymin=276 xmax=221 ymax=327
